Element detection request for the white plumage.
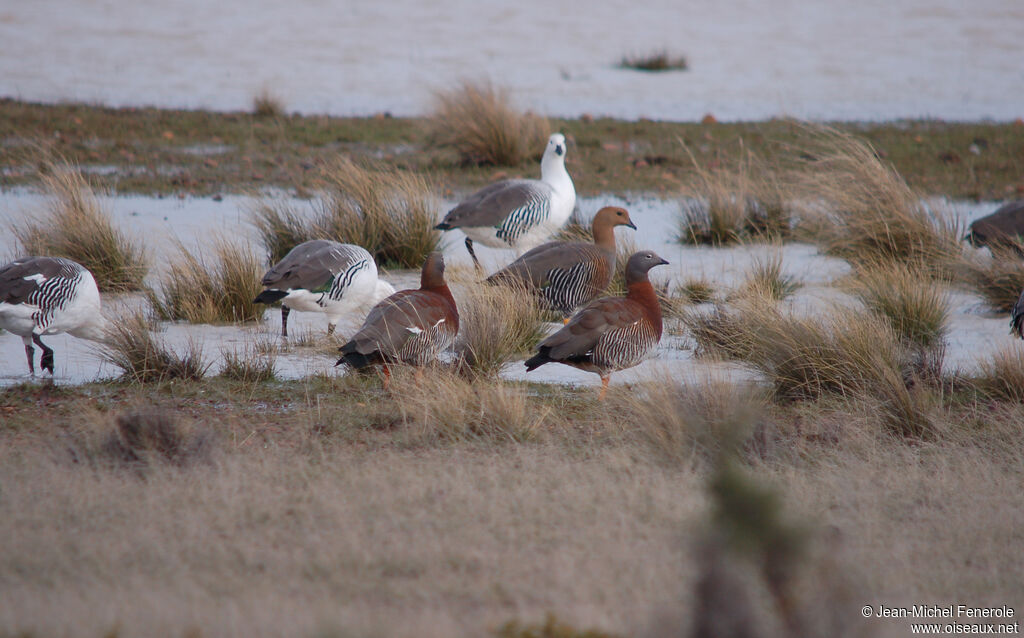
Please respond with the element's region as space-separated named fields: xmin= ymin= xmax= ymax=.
xmin=435 ymin=133 xmax=576 ymax=268
xmin=254 ymin=240 xmax=396 ymax=337
xmin=0 ymin=256 xmax=107 ymax=376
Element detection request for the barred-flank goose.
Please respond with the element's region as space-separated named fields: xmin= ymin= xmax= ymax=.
xmin=254 ymin=240 xmax=396 ymax=338
xmin=1011 ymin=289 xmax=1024 ymax=339
xmin=337 ymin=252 xmax=459 ymax=385
xmin=487 ymin=206 xmax=636 ymax=318
xmin=525 ymin=251 xmax=668 ymax=400
xmin=435 ymin=133 xmax=576 ymax=269
xmin=965 ymin=199 xmax=1024 ymax=252
xmin=0 ymin=256 xmax=107 ymax=376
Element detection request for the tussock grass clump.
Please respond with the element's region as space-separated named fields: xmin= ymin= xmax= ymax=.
xmin=678 ymin=145 xmax=790 ymax=246
xmin=150 ymin=237 xmax=263 ymax=323
xmin=315 ymin=158 xmax=440 ymax=269
xmin=959 ymin=245 xmax=1024 ymax=312
xmin=427 ymin=80 xmax=550 ymax=166
xmin=849 ymin=262 xmax=949 ymax=378
xmin=974 ymin=349 xmax=1024 ymax=403
xmin=455 ymin=281 xmax=548 ymax=377
xmin=618 ymin=49 xmax=688 ymax=72
xmin=101 ymin=312 xmax=209 ymax=383
xmin=249 ymin=198 xmax=317 ymax=264
xmin=631 ymin=378 xmax=767 ymax=465
xmin=12 ymin=160 xmax=147 ymax=291
xmin=65 ymin=409 xmax=216 ymax=472
xmin=736 ymin=254 xmax=800 ymax=301
xmin=220 ymin=339 xmax=277 ymax=383
xmin=790 ymin=125 xmax=961 ymax=270
xmin=390 ymin=370 xmax=548 ymax=443
xmin=680 ymin=277 xmax=717 ymax=304
xmin=252 ymin=88 xmax=285 ymax=118
xmin=685 ymin=296 xmax=934 ymax=436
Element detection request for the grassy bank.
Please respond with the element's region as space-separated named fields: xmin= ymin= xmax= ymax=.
xmin=0 ymin=374 xmax=1022 ymax=636
xmin=2 ymin=98 xmax=1022 ymax=200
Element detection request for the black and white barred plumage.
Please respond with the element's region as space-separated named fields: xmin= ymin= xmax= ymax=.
xmin=0 ymin=256 xmax=106 ymax=376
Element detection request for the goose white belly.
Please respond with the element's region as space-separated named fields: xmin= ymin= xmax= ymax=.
xmin=0 ymin=302 xmax=38 ymax=337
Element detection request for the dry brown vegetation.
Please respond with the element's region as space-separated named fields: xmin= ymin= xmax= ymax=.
xmin=685 ymin=293 xmax=933 ymax=437
xmin=453 ymin=279 xmax=548 ymax=378
xmin=100 ymin=311 xmax=210 ymax=382
xmin=149 ymin=236 xmax=264 ymax=323
xmin=428 ymin=80 xmax=550 ymax=166
xmin=252 ymin=87 xmax=286 ymax=118
xmin=219 ymin=338 xmax=278 ymax=383
xmin=0 ymin=370 xmax=1021 ymax=637
xmin=677 ymin=145 xmax=790 ymax=246
xmin=316 ymin=158 xmax=440 ymax=269
xmin=10 ymin=159 xmax=147 ymax=291
xmin=734 ymin=254 xmax=800 ymax=301
xmin=959 ymin=244 xmax=1024 ymax=312
xmin=789 ymin=125 xmax=962 ymax=271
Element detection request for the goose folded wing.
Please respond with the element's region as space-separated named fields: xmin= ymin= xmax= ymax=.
xmin=262 ymin=242 xmax=363 ymax=291
xmin=0 ymin=257 xmax=72 ymax=305
xmin=541 ymin=298 xmax=641 ymax=360
xmin=441 ymin=180 xmax=550 ymax=228
xmin=349 ymin=291 xmax=450 ymax=355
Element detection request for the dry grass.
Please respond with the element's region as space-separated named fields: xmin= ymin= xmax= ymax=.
xmin=735 ymin=254 xmax=800 ymax=301
xmin=974 ymin=348 xmax=1024 ymax=403
xmin=630 ymin=378 xmax=768 ymax=465
xmin=789 ymin=125 xmax=962 ymax=271
xmin=1 ymin=383 xmax=1022 ymax=636
xmin=454 ymin=280 xmax=548 ymax=377
xmin=315 ymin=157 xmax=440 ymax=269
xmin=684 ymin=295 xmax=932 ymax=437
xmin=64 ymin=408 xmax=217 ymax=472
xmin=219 ymin=338 xmax=278 ymax=383
xmin=427 ymin=80 xmax=550 ymax=166
xmin=100 ymin=312 xmax=210 ymax=383
xmin=679 ymin=277 xmax=717 ymax=305
xmin=848 ymin=262 xmax=950 ymax=378
xmin=252 ymin=88 xmax=286 ymax=118
xmin=149 ymin=236 xmax=264 ymax=323
xmin=387 ymin=368 xmax=551 ymax=444
xmin=677 ymin=146 xmax=790 ymax=246
xmin=959 ymin=244 xmax=1024 ymax=312
xmin=1 ymin=369 xmax=1023 ymax=636
xmin=249 ymin=197 xmax=317 ymax=264
xmin=11 ymin=160 xmax=147 ymax=291
xmin=618 ymin=50 xmax=688 ymax=72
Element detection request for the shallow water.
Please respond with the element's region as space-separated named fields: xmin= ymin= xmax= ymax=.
xmin=0 ymin=0 xmax=1021 ymax=121
xmin=1 ymin=191 xmax=1018 ymax=388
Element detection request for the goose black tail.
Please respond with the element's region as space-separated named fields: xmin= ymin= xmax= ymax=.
xmin=337 ymin=342 xmax=372 ymax=369
xmin=524 ymin=348 xmax=553 ymax=372
xmin=254 ymin=289 xmax=288 ymax=304
xmin=1013 ymin=310 xmax=1024 ymax=340
xmin=434 ymin=221 xmax=452 ymax=231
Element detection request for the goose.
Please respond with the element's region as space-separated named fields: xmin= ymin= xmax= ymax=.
xmin=965 ymin=200 xmax=1024 ymax=252
xmin=0 ymin=256 xmax=107 ymax=376
xmin=435 ymin=133 xmax=576 ymax=269
xmin=337 ymin=252 xmax=459 ymax=386
xmin=486 ymin=206 xmax=637 ymax=319
xmin=254 ymin=240 xmax=395 ymax=338
xmin=525 ymin=251 xmax=668 ymax=400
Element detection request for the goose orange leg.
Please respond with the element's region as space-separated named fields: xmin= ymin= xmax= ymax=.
xmin=381 ymin=363 xmax=392 ymax=390
xmin=598 ymin=376 xmax=610 ymax=401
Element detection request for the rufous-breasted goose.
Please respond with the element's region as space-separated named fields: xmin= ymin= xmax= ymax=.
xmin=525 ymin=251 xmax=668 ymax=399
xmin=336 ymin=252 xmax=459 ymax=386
